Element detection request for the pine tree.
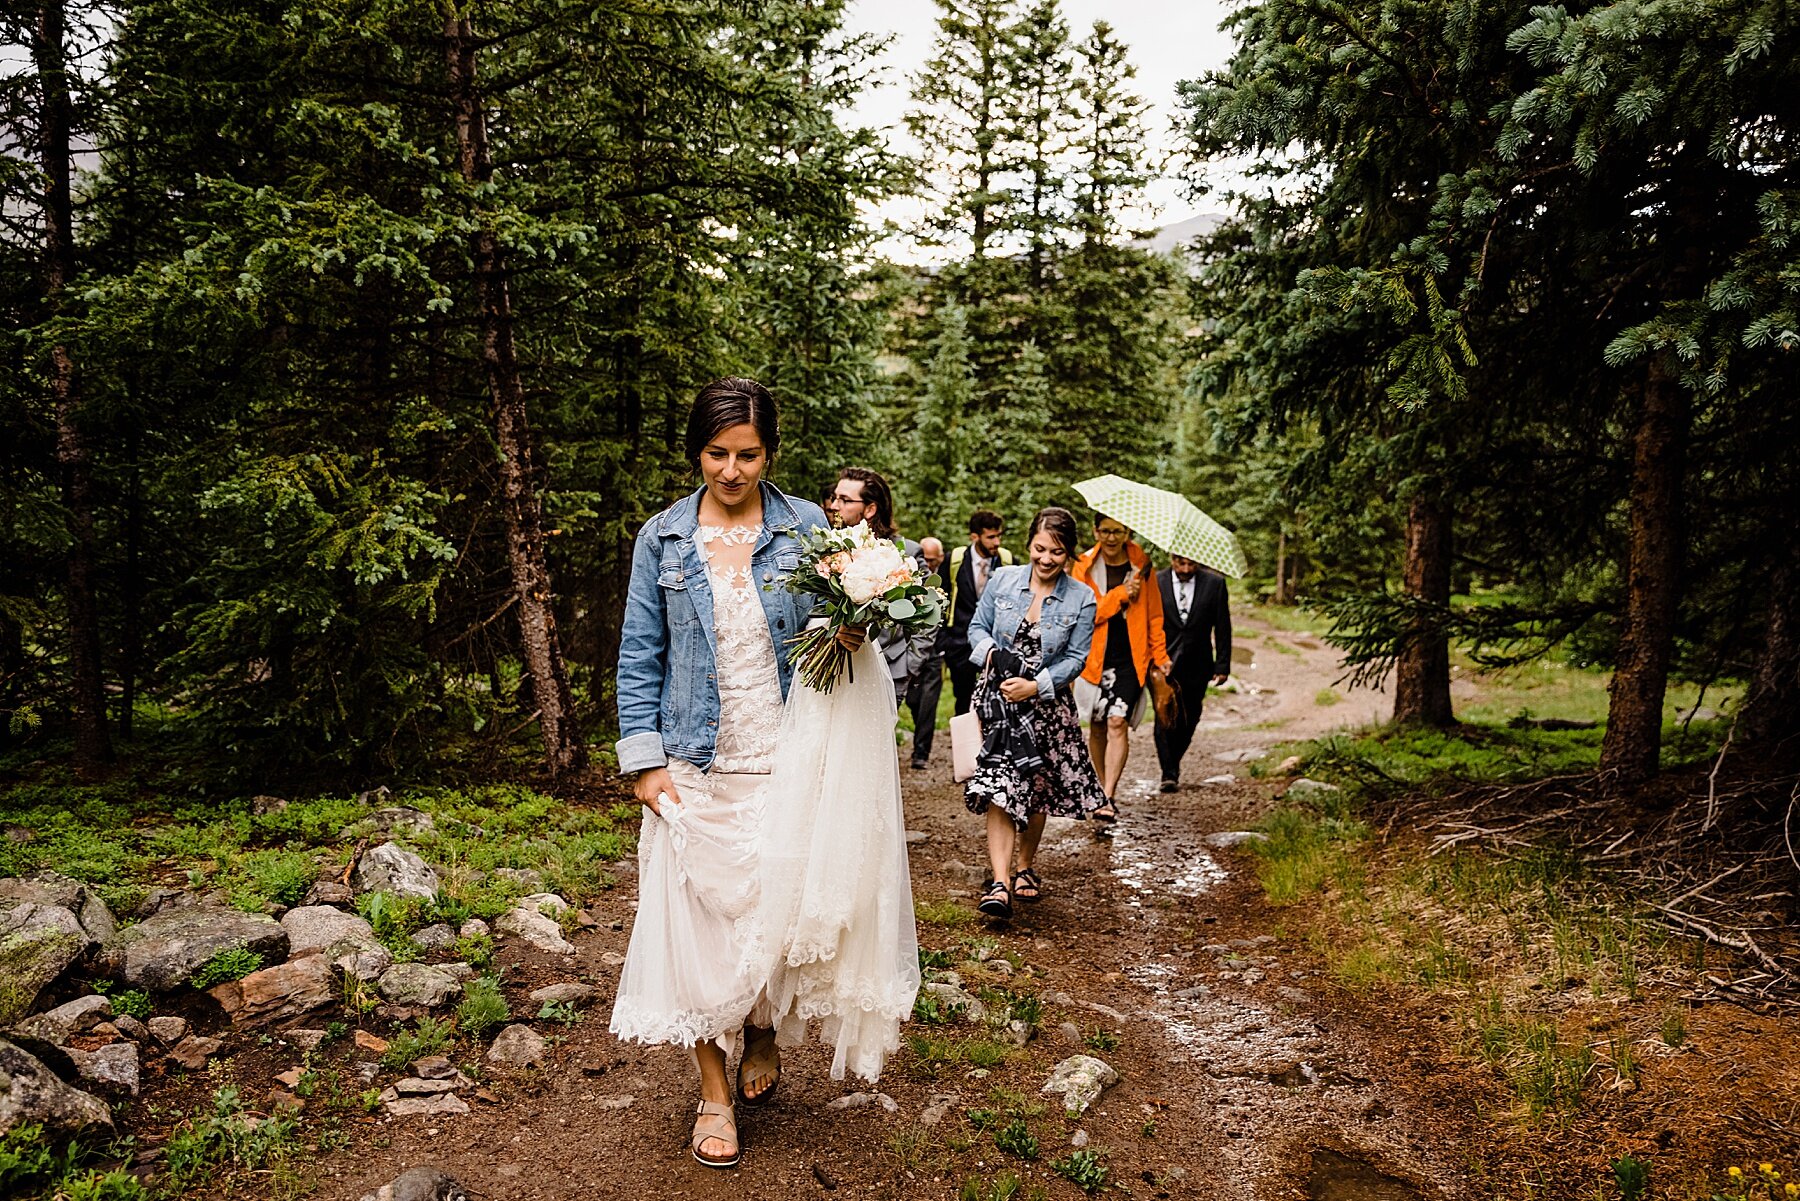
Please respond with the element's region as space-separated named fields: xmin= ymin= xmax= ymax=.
xmin=1003 ymin=1 xmax=1078 ymax=291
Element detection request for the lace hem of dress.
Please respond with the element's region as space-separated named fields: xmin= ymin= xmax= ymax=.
xmin=609 ymin=998 xmax=755 ymax=1049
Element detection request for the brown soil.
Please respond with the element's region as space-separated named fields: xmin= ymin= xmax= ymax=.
xmin=149 ymin=614 xmax=1796 ymax=1200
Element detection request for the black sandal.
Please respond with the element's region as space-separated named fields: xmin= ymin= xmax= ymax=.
xmin=1091 ymin=801 xmax=1118 ymax=825
xmin=977 ymin=879 xmax=1013 ymax=920
xmin=1010 ymin=868 xmax=1043 ymax=902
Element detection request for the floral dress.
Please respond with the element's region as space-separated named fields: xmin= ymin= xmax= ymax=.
xmin=964 ymin=618 xmax=1109 ymax=828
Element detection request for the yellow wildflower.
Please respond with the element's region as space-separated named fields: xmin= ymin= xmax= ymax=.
xmin=1730 ymin=1167 xmax=1743 ymax=1179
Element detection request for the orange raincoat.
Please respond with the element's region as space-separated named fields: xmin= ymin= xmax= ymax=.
xmin=1071 ymin=540 xmax=1170 ymax=687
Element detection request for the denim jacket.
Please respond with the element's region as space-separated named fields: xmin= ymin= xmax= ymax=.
xmin=615 ymin=482 xmax=827 ymax=773
xmin=966 ymin=566 xmax=1097 ymax=701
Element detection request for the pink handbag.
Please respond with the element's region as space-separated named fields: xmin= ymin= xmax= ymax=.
xmin=950 ymin=710 xmax=982 ymax=783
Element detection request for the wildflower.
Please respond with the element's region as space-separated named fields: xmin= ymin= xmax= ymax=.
xmin=1783 ymin=1183 xmax=1797 ymax=1197
xmin=1730 ymin=1167 xmax=1743 ymax=1179
xmin=1763 ymin=1164 xmax=1776 ymax=1175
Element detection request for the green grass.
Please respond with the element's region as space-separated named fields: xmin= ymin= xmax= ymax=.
xmin=915 ymin=898 xmax=978 ymax=928
xmin=1051 ymin=1149 xmax=1110 ymax=1193
xmin=188 ymin=947 xmax=263 ymax=990
xmin=1314 ymin=687 xmax=1341 ymax=706
xmin=456 ymin=976 xmax=510 ymax=1039
xmin=164 ymin=1086 xmax=301 ymax=1189
xmin=379 ymin=1016 xmax=454 ymax=1070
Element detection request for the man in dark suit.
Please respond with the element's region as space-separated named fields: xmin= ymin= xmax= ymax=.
xmin=1154 ymin=554 xmax=1232 ymax=791
xmin=906 ymin=537 xmax=947 ymax=768
xmin=941 ymin=509 xmax=1012 ymax=717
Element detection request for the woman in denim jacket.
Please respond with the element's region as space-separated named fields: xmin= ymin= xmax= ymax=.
xmin=608 ymin=378 xmax=851 ymax=1169
xmin=963 ymin=506 xmax=1109 ymax=919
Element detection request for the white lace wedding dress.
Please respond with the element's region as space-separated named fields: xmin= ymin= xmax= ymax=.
xmin=610 ymin=524 xmax=919 ymax=1081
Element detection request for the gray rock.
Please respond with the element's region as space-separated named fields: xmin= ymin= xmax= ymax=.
xmin=923 ymin=982 xmax=986 ymax=1023
xmin=208 ymin=954 xmax=334 ymax=1025
xmin=1213 ymin=747 xmax=1267 ymax=763
xmin=519 ymin=892 xmax=570 ymax=916
xmin=96 ymin=906 xmax=288 ymax=991
xmin=1070 ymin=1128 xmax=1090 ymax=1148
xmin=1040 ymin=990 xmax=1073 ymax=1007
xmin=920 ymin=1092 xmax=960 ymax=1127
xmin=0 ymin=903 xmax=90 ymax=1024
xmin=1075 ymin=1000 xmax=1129 ymax=1023
xmin=146 ymin=1015 xmax=188 ymax=1045
xmin=10 ymin=994 xmax=112 ymax=1044
xmin=439 ymin=962 xmax=475 ymax=981
xmin=1042 ymin=1055 xmax=1120 ymax=1115
xmin=376 ymin=964 xmax=462 ymax=1009
xmin=0 ymin=871 xmax=115 ymax=943
xmin=598 ymin=951 xmax=626 ymax=967
xmin=393 ymin=1077 xmax=458 ymax=1096
xmin=250 ymin=795 xmax=288 ymax=816
xmin=1174 ymin=986 xmax=1212 ymax=1001
xmin=457 ymin=919 xmax=490 ymax=940
xmin=166 ymin=1035 xmax=225 ymax=1071
xmin=410 ymin=1056 xmax=457 ymax=1080
xmin=0 ymin=1037 xmax=113 ymax=1137
xmin=358 ymin=1167 xmax=471 ymax=1201
xmin=371 ymin=807 xmax=436 ymax=838
xmin=1056 ymin=1021 xmax=1083 ymax=1045
xmin=485 ymin=1024 xmax=546 ymax=1069
xmin=594 ymin=1094 xmax=634 ymax=1110
xmin=1001 ymin=1019 xmax=1034 ymax=1047
xmin=286 ymin=1028 xmax=327 ymax=1051
xmin=826 ymin=1091 xmax=897 ymax=1111
xmin=1283 ymin=777 xmax=1342 ymax=800
xmin=281 ymin=906 xmax=375 ymax=955
xmin=494 ymin=907 xmax=573 ymax=955
xmin=410 ymin=923 xmax=457 ymax=952
xmin=112 ymin=1014 xmax=149 ymax=1042
xmin=326 ymin=936 xmax=393 ymax=983
xmin=1204 ymin=831 xmax=1270 ymax=849
xmin=905 ymin=830 xmax=930 ymax=844
xmin=383 ymin=1094 xmax=470 ymax=1118
xmin=528 ymin=982 xmax=597 ymax=1008
xmin=66 ymin=1042 xmax=139 ymax=1096
xmin=491 ymin=868 xmax=544 ymax=892
xmin=353 ymin=844 xmax=441 ymax=901
xmin=300 ymin=880 xmax=354 ymax=908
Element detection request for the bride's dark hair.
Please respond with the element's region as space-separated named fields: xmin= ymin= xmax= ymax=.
xmin=1028 ymin=506 xmax=1079 ymax=556
xmin=685 ymin=377 xmax=779 ymax=466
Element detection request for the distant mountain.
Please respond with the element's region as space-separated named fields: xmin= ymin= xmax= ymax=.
xmin=1133 ymin=212 xmax=1226 ymax=255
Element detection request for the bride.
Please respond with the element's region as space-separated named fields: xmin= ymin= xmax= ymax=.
xmin=610 ymin=378 xmax=919 ymax=1169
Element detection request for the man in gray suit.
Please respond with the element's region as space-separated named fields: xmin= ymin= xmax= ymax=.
xmin=1154 ymin=554 xmax=1232 ymax=791
xmin=826 ymin=468 xmax=923 ymax=704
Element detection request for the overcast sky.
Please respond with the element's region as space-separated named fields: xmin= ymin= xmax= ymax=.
xmin=838 ymin=0 xmax=1239 ymax=259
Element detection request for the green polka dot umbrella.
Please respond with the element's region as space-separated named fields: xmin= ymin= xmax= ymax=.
xmin=1072 ymin=474 xmax=1249 ymax=578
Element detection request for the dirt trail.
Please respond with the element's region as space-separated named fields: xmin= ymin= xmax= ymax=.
xmin=326 ymin=616 xmax=1480 ymax=1201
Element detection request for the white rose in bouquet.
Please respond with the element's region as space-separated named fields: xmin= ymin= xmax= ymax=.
xmin=841 ymin=542 xmax=907 ymax=604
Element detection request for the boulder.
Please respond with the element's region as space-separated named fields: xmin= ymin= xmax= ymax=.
xmin=96 ymin=906 xmax=288 ymax=991
xmin=285 ymin=1028 xmax=328 ymax=1051
xmin=519 ymin=892 xmax=570 ymax=916
xmin=527 ymin=982 xmax=597 ymax=1008
xmin=1283 ymin=777 xmax=1342 ymax=801
xmin=490 ymin=868 xmax=544 ymax=892
xmin=1041 ymin=1055 xmax=1120 ymax=1115
xmin=370 ymin=807 xmax=436 ymax=838
xmin=0 ymin=903 xmax=89 ymax=1025
xmin=457 ymin=919 xmax=490 ymax=941
xmin=112 ymin=1014 xmax=149 ymax=1042
xmin=66 ymin=1042 xmax=139 ymax=1096
xmin=326 ymin=936 xmax=393 ymax=983
xmin=9 ymin=994 xmax=113 ymax=1044
xmin=208 ymin=954 xmax=334 ymax=1025
xmin=410 ymin=923 xmax=457 ymax=952
xmin=376 ymin=964 xmax=462 ymax=1009
xmin=354 ymin=844 xmax=440 ymax=901
xmin=281 ymin=906 xmax=375 ymax=955
xmin=410 ymin=1056 xmax=456 ymax=1080
xmin=166 ymin=1034 xmax=225 ymax=1071
xmin=922 ymin=982 xmax=986 ymax=1023
xmin=494 ymin=907 xmax=573 ymax=955
xmin=146 ymin=1015 xmax=189 ymax=1045
xmin=0 ymin=1037 xmax=113 ymax=1137
xmin=358 ymin=1167 xmax=471 ymax=1201
xmin=0 ymin=871 xmax=116 ymax=943
xmin=485 ymin=1024 xmax=546 ymax=1069
xmin=300 ymin=880 xmax=355 ymax=908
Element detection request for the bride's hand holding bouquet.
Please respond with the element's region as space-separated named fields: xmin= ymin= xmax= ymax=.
xmin=778 ymin=522 xmax=945 ymax=693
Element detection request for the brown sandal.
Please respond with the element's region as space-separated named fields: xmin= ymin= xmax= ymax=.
xmin=738 ymin=1030 xmax=781 ymax=1107
xmin=691 ymin=1098 xmax=740 ymax=1169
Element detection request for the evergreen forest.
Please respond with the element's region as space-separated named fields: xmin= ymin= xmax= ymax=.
xmin=4 ymin=0 xmax=1797 ymax=794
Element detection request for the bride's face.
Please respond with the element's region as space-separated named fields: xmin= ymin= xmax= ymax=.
xmin=699 ymin=422 xmax=768 ymax=506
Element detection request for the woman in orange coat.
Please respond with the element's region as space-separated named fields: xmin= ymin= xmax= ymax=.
xmin=1071 ymin=515 xmax=1170 ymax=820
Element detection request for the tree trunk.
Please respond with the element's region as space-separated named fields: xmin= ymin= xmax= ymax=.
xmin=446 ymin=11 xmax=586 ymax=778
xmin=1272 ymin=530 xmax=1290 ymax=606
xmin=1392 ymin=494 xmax=1455 ymax=726
xmin=36 ymin=1 xmax=111 ymax=774
xmin=1740 ymin=551 xmax=1800 ymax=749
xmin=1600 ymin=356 xmax=1688 ymax=786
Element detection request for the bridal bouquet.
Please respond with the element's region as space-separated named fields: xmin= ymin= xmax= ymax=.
xmin=778 ymin=522 xmax=946 ymax=693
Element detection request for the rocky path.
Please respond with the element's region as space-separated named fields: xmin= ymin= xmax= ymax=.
xmin=331 ymin=616 xmax=1485 ymax=1200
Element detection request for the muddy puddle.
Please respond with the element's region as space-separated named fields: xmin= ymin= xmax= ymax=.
xmin=1307 ymin=1150 xmax=1427 ymax=1201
